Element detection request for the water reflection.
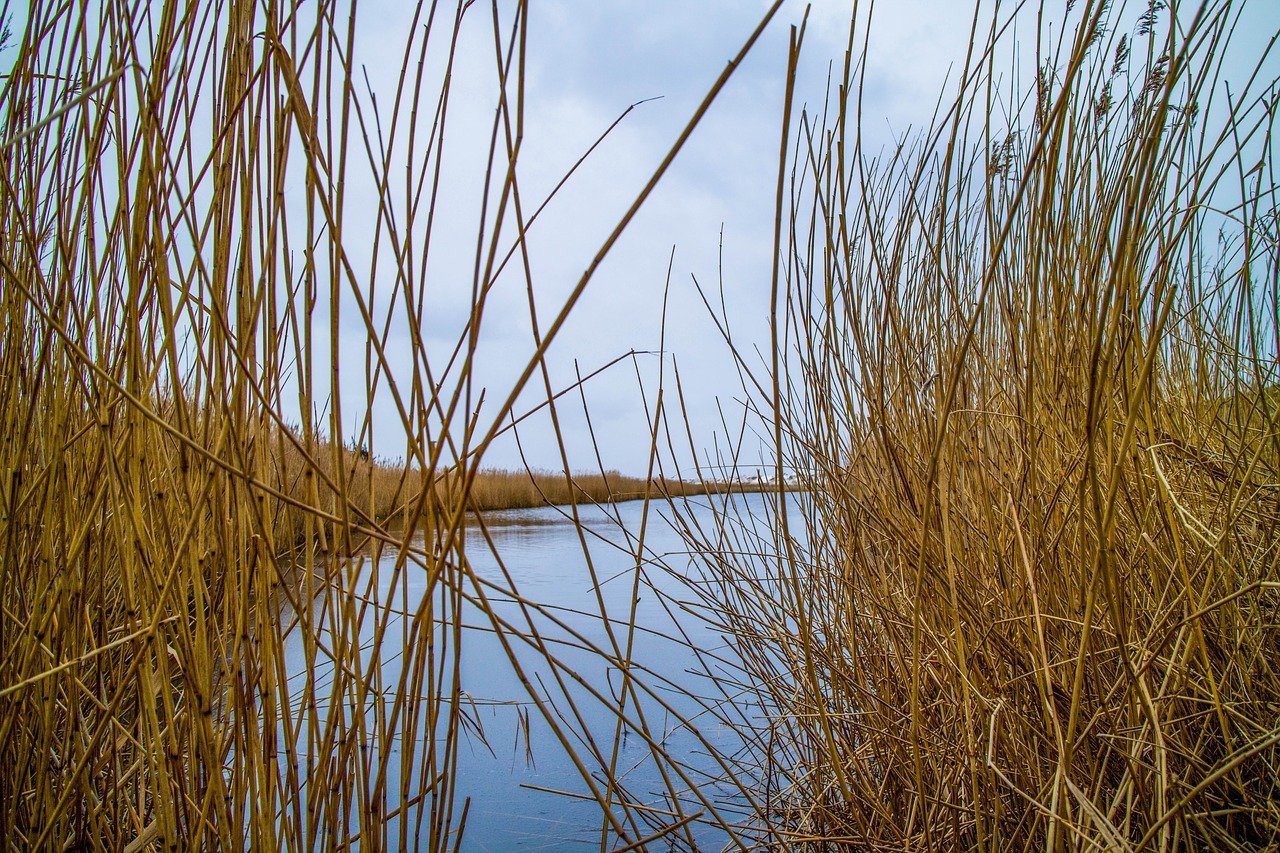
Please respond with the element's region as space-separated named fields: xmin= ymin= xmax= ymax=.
xmin=283 ymin=491 xmax=788 ymax=850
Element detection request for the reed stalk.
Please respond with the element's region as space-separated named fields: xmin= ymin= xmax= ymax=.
xmin=674 ymin=1 xmax=1280 ymax=848
xmin=0 ymin=0 xmax=783 ymax=848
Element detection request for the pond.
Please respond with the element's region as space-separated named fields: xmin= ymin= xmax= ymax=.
xmin=283 ymin=490 xmax=793 ymax=850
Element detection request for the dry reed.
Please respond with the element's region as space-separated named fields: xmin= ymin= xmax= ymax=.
xmin=0 ymin=0 xmax=785 ymax=849
xmin=6 ymin=0 xmax=1277 ymax=850
xmin=672 ymin=0 xmax=1280 ymax=849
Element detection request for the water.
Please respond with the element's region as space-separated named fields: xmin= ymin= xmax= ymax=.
xmin=283 ymin=491 xmax=786 ymax=850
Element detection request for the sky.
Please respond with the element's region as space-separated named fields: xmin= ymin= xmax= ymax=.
xmin=422 ymin=0 xmax=1272 ymax=479
xmin=6 ymin=0 xmax=1275 ymax=478
xmin=336 ymin=0 xmax=993 ymax=477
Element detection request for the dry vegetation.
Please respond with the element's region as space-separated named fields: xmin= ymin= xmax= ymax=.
xmin=272 ymin=431 xmax=754 ymax=543
xmin=2 ymin=0 xmax=1277 ymax=850
xmin=675 ymin=0 xmax=1280 ymax=849
xmin=0 ymin=0 xmax=785 ymax=848
xmin=463 ymin=467 xmax=749 ymax=512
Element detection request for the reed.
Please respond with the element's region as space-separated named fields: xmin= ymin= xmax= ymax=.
xmin=0 ymin=0 xmax=785 ymax=848
xmin=265 ymin=432 xmax=742 ymax=538
xmin=5 ymin=0 xmax=1277 ymax=850
xmin=674 ymin=0 xmax=1280 ymax=848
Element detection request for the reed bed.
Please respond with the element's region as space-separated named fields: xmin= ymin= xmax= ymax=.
xmin=462 ymin=467 xmax=762 ymax=512
xmin=268 ymin=431 xmax=744 ymax=537
xmin=6 ymin=0 xmax=1278 ymax=850
xmin=672 ymin=0 xmax=1280 ymax=848
xmin=0 ymin=0 xmax=787 ymax=849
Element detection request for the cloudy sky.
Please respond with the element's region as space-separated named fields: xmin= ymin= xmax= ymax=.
xmin=336 ymin=0 xmax=997 ymax=477
xmin=11 ymin=1 xmax=1271 ymax=477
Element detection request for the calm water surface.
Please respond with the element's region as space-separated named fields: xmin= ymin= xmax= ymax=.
xmin=284 ymin=491 xmax=788 ymax=850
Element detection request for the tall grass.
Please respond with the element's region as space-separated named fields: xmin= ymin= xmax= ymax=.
xmin=5 ymin=0 xmax=1277 ymax=850
xmin=0 ymin=0 xmax=786 ymax=848
xmin=268 ymin=431 xmax=753 ymax=538
xmin=676 ymin=0 xmax=1280 ymax=848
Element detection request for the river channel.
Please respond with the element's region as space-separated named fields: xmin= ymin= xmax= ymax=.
xmin=284 ymin=490 xmax=793 ymax=850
